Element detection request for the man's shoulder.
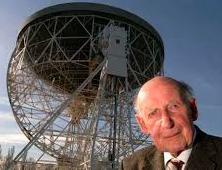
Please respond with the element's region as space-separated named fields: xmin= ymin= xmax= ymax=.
xmin=121 ymin=145 xmax=160 ymax=170
xmin=124 ymin=145 xmax=156 ymax=161
xmin=207 ymin=133 xmax=222 ymax=149
xmin=187 ymin=127 xmax=222 ymax=169
xmin=192 ymin=127 xmax=222 ymax=160
xmin=196 ymin=126 xmax=222 ymax=147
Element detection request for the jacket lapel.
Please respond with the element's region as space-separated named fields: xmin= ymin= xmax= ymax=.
xmin=148 ymin=149 xmax=165 ymax=170
xmin=186 ymin=127 xmax=216 ymax=170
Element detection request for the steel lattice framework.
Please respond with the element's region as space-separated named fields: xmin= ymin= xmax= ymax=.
xmin=7 ymin=3 xmax=164 ymax=169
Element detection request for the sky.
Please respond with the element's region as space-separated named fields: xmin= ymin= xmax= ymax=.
xmin=0 ymin=0 xmax=222 ymax=157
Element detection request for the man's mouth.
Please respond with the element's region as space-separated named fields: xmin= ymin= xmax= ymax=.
xmin=162 ymin=130 xmax=180 ymax=138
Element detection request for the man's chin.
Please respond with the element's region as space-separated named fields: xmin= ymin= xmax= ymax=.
xmin=158 ymin=144 xmax=186 ymax=154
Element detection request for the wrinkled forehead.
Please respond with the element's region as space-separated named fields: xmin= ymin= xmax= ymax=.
xmin=135 ymin=80 xmax=181 ymax=109
xmin=140 ymin=78 xmax=179 ymax=96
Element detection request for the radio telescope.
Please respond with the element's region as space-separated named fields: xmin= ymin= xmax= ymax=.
xmin=7 ymin=3 xmax=164 ymax=169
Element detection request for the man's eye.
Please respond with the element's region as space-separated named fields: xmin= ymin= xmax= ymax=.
xmin=147 ymin=110 xmax=157 ymax=119
xmin=168 ymin=104 xmax=180 ymax=112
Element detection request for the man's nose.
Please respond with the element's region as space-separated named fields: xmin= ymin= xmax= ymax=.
xmin=161 ymin=110 xmax=174 ymax=128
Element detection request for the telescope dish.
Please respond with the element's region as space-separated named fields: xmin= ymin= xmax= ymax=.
xmin=7 ymin=2 xmax=164 ymax=169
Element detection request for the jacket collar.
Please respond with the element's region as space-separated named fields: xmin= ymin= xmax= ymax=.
xmin=186 ymin=126 xmax=216 ymax=170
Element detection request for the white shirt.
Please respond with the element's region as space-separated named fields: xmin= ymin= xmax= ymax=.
xmin=164 ymin=147 xmax=192 ymax=170
xmin=164 ymin=129 xmax=196 ymax=170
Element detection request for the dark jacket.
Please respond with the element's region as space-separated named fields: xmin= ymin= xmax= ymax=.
xmin=120 ymin=127 xmax=222 ymax=170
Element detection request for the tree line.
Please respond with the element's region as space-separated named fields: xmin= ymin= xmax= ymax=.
xmin=0 ymin=145 xmax=57 ymax=170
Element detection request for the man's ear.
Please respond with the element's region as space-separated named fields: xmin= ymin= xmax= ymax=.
xmin=189 ymin=98 xmax=198 ymax=121
xmin=135 ymin=114 xmax=149 ymax=135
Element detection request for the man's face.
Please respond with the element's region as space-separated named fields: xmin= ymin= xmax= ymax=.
xmin=136 ymin=79 xmax=197 ymax=155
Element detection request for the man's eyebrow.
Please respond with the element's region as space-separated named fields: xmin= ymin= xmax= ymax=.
xmin=145 ymin=108 xmax=158 ymax=115
xmin=167 ymin=100 xmax=183 ymax=106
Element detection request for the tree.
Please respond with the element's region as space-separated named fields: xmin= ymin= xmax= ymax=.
xmin=0 ymin=144 xmax=2 ymax=160
xmin=3 ymin=146 xmax=15 ymax=170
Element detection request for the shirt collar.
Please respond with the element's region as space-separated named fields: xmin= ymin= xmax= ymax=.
xmin=164 ymin=127 xmax=196 ymax=167
xmin=164 ymin=147 xmax=192 ymax=167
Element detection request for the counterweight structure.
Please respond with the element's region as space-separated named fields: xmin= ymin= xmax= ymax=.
xmin=7 ymin=3 xmax=164 ymax=169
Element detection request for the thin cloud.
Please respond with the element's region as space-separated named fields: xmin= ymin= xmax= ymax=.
xmin=0 ymin=96 xmax=10 ymax=106
xmin=0 ymin=111 xmax=14 ymax=121
xmin=0 ymin=133 xmax=28 ymax=144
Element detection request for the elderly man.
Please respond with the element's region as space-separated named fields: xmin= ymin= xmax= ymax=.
xmin=121 ymin=76 xmax=222 ymax=170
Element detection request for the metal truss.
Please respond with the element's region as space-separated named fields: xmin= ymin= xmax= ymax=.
xmin=7 ymin=13 xmax=164 ymax=169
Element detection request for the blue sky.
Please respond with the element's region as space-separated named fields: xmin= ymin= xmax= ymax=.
xmin=0 ymin=0 xmax=222 ymax=155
